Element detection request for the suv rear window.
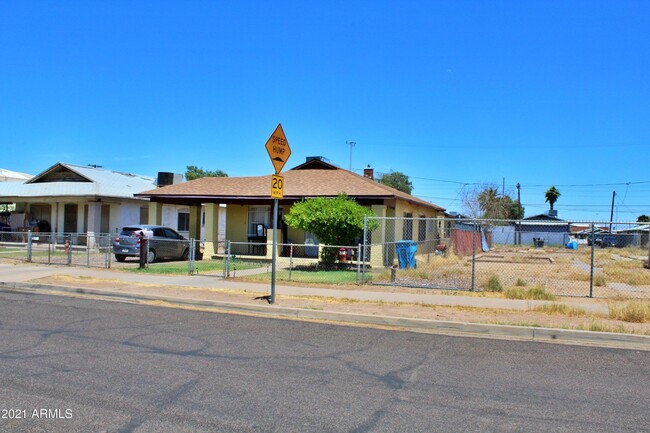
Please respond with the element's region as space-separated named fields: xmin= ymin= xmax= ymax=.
xmin=120 ymin=227 xmax=142 ymax=236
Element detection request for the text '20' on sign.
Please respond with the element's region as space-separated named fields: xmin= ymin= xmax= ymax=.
xmin=271 ymin=175 xmax=283 ymax=199
xmin=265 ymin=123 xmax=291 ymax=174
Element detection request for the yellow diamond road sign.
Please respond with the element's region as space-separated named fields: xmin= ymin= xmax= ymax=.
xmin=265 ymin=123 xmax=291 ymax=174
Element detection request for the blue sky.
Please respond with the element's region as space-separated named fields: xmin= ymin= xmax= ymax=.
xmin=1 ymin=1 xmax=649 ymax=222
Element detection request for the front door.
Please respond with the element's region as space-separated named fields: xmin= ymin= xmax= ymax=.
xmin=64 ymin=204 xmax=77 ymax=233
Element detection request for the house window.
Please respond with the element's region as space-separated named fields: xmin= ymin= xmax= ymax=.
xmin=139 ymin=206 xmax=149 ymax=224
xmin=178 ymin=212 xmax=190 ymax=231
xmin=403 ymin=213 xmax=413 ymax=240
xmin=248 ymin=206 xmax=270 ymax=236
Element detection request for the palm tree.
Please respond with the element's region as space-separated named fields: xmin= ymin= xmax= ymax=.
xmin=478 ymin=187 xmax=500 ymax=218
xmin=545 ymin=186 xmax=561 ymax=210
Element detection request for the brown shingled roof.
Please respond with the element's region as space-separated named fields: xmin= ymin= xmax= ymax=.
xmin=136 ymin=167 xmax=444 ymax=211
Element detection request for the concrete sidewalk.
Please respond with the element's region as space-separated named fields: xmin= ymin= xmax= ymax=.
xmin=0 ymin=262 xmax=648 ymax=350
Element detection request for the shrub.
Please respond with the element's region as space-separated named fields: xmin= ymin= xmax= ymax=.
xmin=594 ymin=274 xmax=607 ymax=287
xmin=515 ymin=278 xmax=527 ymax=287
xmin=485 ymin=276 xmax=503 ymax=292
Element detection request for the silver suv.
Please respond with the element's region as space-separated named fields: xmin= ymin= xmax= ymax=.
xmin=112 ymin=225 xmax=190 ymax=263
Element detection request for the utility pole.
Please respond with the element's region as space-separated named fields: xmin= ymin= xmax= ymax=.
xmin=609 ymin=191 xmax=615 ymax=233
xmin=516 ymin=183 xmax=521 ymax=245
xmin=346 ymin=140 xmax=356 ymax=172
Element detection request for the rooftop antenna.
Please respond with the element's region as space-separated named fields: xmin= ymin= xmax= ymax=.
xmin=346 ymin=140 xmax=356 ymax=171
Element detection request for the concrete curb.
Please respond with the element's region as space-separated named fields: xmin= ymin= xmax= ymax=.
xmin=2 ymin=281 xmax=649 ymax=351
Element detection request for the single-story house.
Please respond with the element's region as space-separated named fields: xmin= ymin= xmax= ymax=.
xmin=1 ymin=168 xmax=33 ymax=182
xmin=614 ymin=224 xmax=649 ymax=249
xmin=517 ymin=211 xmax=571 ymax=246
xmin=0 ymin=162 xmax=188 ymax=242
xmin=490 ymin=211 xmax=571 ymax=246
xmin=136 ymin=157 xmax=446 ymax=267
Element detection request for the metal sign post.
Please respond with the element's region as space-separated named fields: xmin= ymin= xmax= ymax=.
xmin=271 ymin=198 xmax=279 ymax=304
xmin=264 ymin=124 xmax=291 ymax=304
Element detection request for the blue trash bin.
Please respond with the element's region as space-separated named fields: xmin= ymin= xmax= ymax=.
xmin=396 ymin=240 xmax=418 ymax=269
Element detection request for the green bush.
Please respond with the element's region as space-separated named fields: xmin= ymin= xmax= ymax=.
xmin=485 ymin=276 xmax=503 ymax=292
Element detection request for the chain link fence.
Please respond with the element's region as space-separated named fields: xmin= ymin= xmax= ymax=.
xmin=362 ymin=217 xmax=650 ymax=299
xmin=189 ymin=239 xmax=363 ymax=285
xmin=3 ymin=221 xmax=648 ymax=300
xmin=0 ymin=231 xmax=113 ymax=268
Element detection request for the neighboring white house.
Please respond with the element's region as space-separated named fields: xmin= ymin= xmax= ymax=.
xmin=0 ymin=162 xmax=188 ymax=239
xmin=0 ymin=168 xmax=33 ymax=182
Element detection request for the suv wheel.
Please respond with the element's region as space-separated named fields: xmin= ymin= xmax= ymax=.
xmin=147 ymin=250 xmax=156 ymax=263
xmin=115 ymin=254 xmax=127 ymax=262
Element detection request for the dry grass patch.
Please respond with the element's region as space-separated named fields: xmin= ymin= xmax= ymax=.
xmin=576 ymin=320 xmax=629 ymax=334
xmin=608 ymin=300 xmax=650 ymax=323
xmin=533 ymin=303 xmax=588 ymax=317
xmin=593 ymin=274 xmax=607 ymax=287
xmin=601 ymin=260 xmax=650 ymax=286
xmin=504 ymin=285 xmax=556 ymax=301
xmin=568 ymin=269 xmax=591 ymax=282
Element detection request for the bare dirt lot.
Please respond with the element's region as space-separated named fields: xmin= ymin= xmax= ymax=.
xmin=373 ymin=246 xmax=650 ymax=299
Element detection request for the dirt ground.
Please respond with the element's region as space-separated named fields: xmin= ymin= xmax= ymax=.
xmin=31 ymin=274 xmax=650 ymax=336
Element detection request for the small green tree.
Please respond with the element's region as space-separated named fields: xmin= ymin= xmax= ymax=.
xmin=637 ymin=215 xmax=650 ymax=223
xmin=545 ymin=186 xmax=561 ymax=211
xmin=185 ymin=165 xmax=228 ymax=181
xmin=283 ymin=194 xmax=378 ymax=267
xmin=379 ymin=171 xmax=413 ymax=194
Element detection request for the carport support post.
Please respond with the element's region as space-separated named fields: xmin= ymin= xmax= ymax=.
xmin=270 ymin=198 xmax=279 ymax=304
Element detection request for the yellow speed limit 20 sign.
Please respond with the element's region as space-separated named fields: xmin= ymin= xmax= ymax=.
xmin=271 ymin=174 xmax=284 ymax=199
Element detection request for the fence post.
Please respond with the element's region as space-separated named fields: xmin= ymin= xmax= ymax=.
xmin=224 ymin=240 xmax=231 ymax=278
xmin=288 ymin=243 xmax=293 ymax=281
xmin=471 ymin=222 xmax=477 ymax=291
xmin=106 ymin=234 xmax=111 ymax=269
xmin=188 ymin=238 xmax=195 ymax=275
xmin=589 ymin=223 xmax=595 ymax=298
xmin=356 ymin=243 xmax=361 ymax=284
xmin=26 ymin=230 xmax=32 ymax=262
xmin=66 ymin=234 xmax=72 ymax=265
xmin=647 ymin=228 xmax=650 ymax=269
xmin=362 ymin=216 xmax=368 ymax=285
xmin=86 ymin=234 xmax=91 ymax=267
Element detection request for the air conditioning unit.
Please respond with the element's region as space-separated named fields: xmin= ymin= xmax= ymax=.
xmin=157 ymin=172 xmax=183 ymax=186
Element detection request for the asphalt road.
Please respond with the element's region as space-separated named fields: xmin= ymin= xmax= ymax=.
xmin=0 ymin=290 xmax=648 ymax=433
